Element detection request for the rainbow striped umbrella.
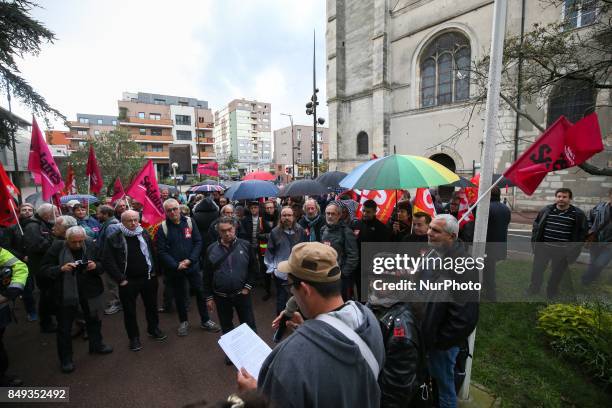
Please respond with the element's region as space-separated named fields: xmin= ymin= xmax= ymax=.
xmin=339 ymin=154 xmax=459 ymax=190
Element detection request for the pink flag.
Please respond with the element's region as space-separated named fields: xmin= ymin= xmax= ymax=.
xmin=125 ymin=160 xmax=164 ymax=226
xmin=111 ymin=177 xmax=126 ymax=204
xmin=86 ymin=145 xmax=104 ymax=194
xmin=28 ymin=117 xmax=64 ymax=200
xmin=197 ymin=161 xmax=219 ymax=176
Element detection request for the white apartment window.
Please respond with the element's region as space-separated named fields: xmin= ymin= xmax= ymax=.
xmin=77 ymin=130 xmax=87 ymax=136
xmin=151 ymin=128 xmax=162 ymax=136
xmin=178 ymin=101 xmax=188 ymax=106
xmin=112 ymin=120 xmax=117 ymax=126
xmin=149 ymin=113 xmax=161 ymax=120
xmin=78 ymin=141 xmax=87 ymax=147
xmin=140 ymin=143 xmax=148 ymax=151
xmin=94 ymin=130 xmax=100 ymax=136
xmin=79 ymin=118 xmax=89 ymax=124
xmin=151 ymin=144 xmax=163 ymax=152
xmin=176 ymin=130 xmax=192 ymax=140
xmin=564 ymin=0 xmax=598 ymax=28
xmin=139 ymin=128 xmax=146 ymax=135
xmin=175 ymin=115 xmax=191 ymax=125
xmin=97 ymin=119 xmax=103 ymax=125
xmin=154 ymin=98 xmax=165 ymax=104
xmin=297 ymin=129 xmax=301 ymax=141
xmin=138 ymin=112 xmax=145 ymax=119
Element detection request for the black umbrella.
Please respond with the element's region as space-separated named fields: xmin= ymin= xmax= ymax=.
xmin=447 ymin=176 xmax=477 ymax=188
xmin=279 ymin=180 xmax=329 ymax=197
xmin=158 ymin=184 xmax=179 ymax=194
xmin=25 ymin=192 xmax=45 ymax=208
xmin=316 ymin=171 xmax=348 ymax=190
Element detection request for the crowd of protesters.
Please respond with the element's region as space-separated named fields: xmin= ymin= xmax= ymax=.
xmin=0 ymin=184 xmax=608 ymax=408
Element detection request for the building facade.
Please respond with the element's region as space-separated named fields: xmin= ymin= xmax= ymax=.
xmin=0 ymin=107 xmax=32 ymax=188
xmin=326 ymin=0 xmax=610 ymax=209
xmin=66 ymin=114 xmax=118 ymax=152
xmin=214 ymin=99 xmax=272 ymax=174
xmin=273 ymin=125 xmax=329 ymax=177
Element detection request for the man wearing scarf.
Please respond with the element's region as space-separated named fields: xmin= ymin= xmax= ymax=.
xmin=40 ymin=226 xmax=113 ymax=374
xmin=298 ymin=199 xmax=325 ymax=242
xmin=103 ymin=210 xmax=166 ymax=352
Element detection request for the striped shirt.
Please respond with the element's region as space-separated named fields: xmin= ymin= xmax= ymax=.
xmin=543 ymin=206 xmax=576 ymax=242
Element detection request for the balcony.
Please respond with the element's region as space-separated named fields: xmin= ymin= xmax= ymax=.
xmin=197 ymin=137 xmax=215 ymax=144
xmin=143 ymin=151 xmax=169 ymax=158
xmin=200 ymin=151 xmax=216 ymax=158
xmin=132 ymin=134 xmax=173 ymax=142
xmin=67 ymin=121 xmax=90 ymax=129
xmin=196 ymin=121 xmax=214 ymax=129
xmin=119 ymin=117 xmax=173 ymax=127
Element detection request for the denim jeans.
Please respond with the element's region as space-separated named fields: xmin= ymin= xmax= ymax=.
xmin=582 ymin=244 xmax=612 ymax=284
xmin=427 ymin=346 xmax=460 ymax=408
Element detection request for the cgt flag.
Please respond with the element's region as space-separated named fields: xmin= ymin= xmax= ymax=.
xmin=125 ymin=160 xmax=164 ymax=226
xmin=86 ymin=145 xmax=104 ymax=194
xmin=503 ymin=114 xmax=603 ymax=195
xmin=354 ymin=189 xmax=398 ymax=224
xmin=0 ymin=163 xmax=19 ymax=227
xmin=28 ymin=117 xmax=64 ymax=200
xmin=197 ymin=161 xmax=219 ymax=177
xmin=413 ymin=188 xmax=437 ymax=217
xmin=111 ymin=177 xmax=126 ymax=204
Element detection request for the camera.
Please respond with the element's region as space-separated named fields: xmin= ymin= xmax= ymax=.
xmin=74 ymin=260 xmax=88 ymax=272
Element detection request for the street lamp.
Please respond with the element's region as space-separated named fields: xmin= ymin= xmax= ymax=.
xmin=306 ymin=94 xmax=325 ymax=178
xmin=280 ymin=113 xmax=295 ymax=180
xmin=171 ymin=162 xmax=179 ymax=192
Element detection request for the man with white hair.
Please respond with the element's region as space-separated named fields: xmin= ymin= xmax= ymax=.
xmin=52 ymin=216 xmax=78 ymax=239
xmin=40 ymin=226 xmax=113 ymax=373
xmin=103 ymin=211 xmax=166 ymax=351
xmin=22 ymin=203 xmax=60 ymax=333
xmin=420 ymin=214 xmax=479 ymax=408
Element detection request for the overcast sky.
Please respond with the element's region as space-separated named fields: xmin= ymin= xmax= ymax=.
xmin=8 ymin=0 xmax=327 ymax=132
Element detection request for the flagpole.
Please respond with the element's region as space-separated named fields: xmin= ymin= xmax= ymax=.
xmin=460 ymin=0 xmax=508 ymax=401
xmin=457 ymin=175 xmax=505 ymax=223
xmin=8 ymin=200 xmax=23 ymax=236
xmin=87 ymin=175 xmax=90 ymax=214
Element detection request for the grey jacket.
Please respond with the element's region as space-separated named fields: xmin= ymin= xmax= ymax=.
xmin=320 ymin=222 xmax=359 ymax=278
xmin=258 ymin=301 xmax=385 ymax=408
xmin=264 ymin=224 xmax=306 ymax=280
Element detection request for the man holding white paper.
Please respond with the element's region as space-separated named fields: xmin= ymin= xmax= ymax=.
xmin=237 ymin=242 xmax=385 ymax=408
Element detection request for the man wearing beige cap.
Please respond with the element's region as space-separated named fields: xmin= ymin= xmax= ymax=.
xmin=237 ymin=242 xmax=385 ymax=408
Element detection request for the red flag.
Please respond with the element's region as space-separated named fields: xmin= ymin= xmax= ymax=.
xmin=503 ymin=117 xmax=573 ymax=196
xmin=28 ymin=117 xmax=64 ymax=200
xmin=354 ymin=189 xmax=398 ymax=224
xmin=564 ymin=112 xmax=604 ymax=166
xmin=86 ymin=145 xmax=103 ymax=194
xmin=0 ymin=163 xmax=19 ymax=227
xmin=111 ymin=177 xmax=126 ymax=204
xmin=413 ymin=188 xmax=437 ymax=217
xmin=125 ymin=160 xmax=164 ymax=226
xmin=197 ymin=161 xmax=219 ymax=177
xmin=456 ymin=188 xmax=474 ymax=228
xmin=63 ymin=164 xmax=77 ymax=195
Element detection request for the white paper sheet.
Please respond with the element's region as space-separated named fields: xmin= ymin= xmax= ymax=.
xmin=218 ymin=323 xmax=272 ymax=380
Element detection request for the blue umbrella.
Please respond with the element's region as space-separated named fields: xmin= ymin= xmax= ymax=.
xmin=224 ymin=180 xmax=279 ymax=201
xmin=60 ymin=194 xmax=99 ymax=204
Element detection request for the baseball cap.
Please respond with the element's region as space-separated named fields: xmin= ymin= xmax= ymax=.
xmin=277 ymin=242 xmax=341 ymax=283
xmin=66 ymin=199 xmax=80 ymax=208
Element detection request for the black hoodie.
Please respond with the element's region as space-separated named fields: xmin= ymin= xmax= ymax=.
xmin=192 ymin=198 xmax=219 ymax=248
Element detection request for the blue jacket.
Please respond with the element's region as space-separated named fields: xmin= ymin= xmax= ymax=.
xmin=78 ymin=216 xmax=101 ymax=239
xmin=155 ymin=216 xmax=202 ymax=275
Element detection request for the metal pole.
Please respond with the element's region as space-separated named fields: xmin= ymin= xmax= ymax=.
xmin=459 ymin=0 xmax=507 ymax=401
xmin=312 ymin=29 xmax=319 ymax=179
xmin=5 ymin=78 xmax=22 ymax=205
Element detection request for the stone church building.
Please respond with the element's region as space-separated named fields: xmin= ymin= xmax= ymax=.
xmin=326 ymin=0 xmax=610 ymax=210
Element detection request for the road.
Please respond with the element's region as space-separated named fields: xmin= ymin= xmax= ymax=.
xmin=5 ymin=288 xmax=278 ymax=408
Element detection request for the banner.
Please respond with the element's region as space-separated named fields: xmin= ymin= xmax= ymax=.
xmin=63 ymin=164 xmax=77 ymax=195
xmin=354 ymin=189 xmax=398 ymax=224
xmin=412 ymin=188 xmax=437 ymax=217
xmin=86 ymin=145 xmax=103 ymax=194
xmin=197 ymin=161 xmax=219 ymax=177
xmin=456 ymin=188 xmax=474 ymax=228
xmin=125 ymin=160 xmax=164 ymax=226
xmin=111 ymin=177 xmax=126 ymax=204
xmin=28 ymin=117 xmax=64 ymax=200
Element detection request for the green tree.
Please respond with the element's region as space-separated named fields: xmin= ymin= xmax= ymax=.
xmin=0 ymin=0 xmax=65 ymax=147
xmin=224 ymin=153 xmax=236 ymax=172
xmin=65 ymin=128 xmax=145 ymax=196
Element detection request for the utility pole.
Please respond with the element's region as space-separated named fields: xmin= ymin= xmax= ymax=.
xmin=305 ymin=29 xmax=325 ymax=179
xmin=6 ymin=78 xmax=22 ymax=204
xmin=459 ymin=0 xmax=508 ymax=401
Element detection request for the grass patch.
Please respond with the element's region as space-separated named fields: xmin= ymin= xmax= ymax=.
xmin=473 ymin=261 xmax=611 ymax=407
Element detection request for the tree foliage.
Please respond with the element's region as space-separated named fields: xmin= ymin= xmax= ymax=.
xmin=65 ymin=128 xmax=145 ymax=196
xmin=458 ymin=0 xmax=611 ymax=175
xmin=0 ymin=0 xmax=65 ymax=148
xmin=223 ymin=153 xmax=236 ymax=171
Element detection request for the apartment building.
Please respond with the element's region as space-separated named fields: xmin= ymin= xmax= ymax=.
xmin=214 ymin=99 xmax=272 ymax=174
xmin=118 ymin=92 xmax=215 ymax=177
xmin=273 ymin=125 xmax=329 ymax=177
xmin=66 ymin=114 xmax=118 ymax=151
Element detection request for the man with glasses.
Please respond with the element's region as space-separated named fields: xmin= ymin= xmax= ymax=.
xmin=208 ymin=204 xmax=239 ymax=244
xmin=237 ymin=242 xmax=384 ymax=408
xmin=156 ymin=199 xmax=220 ymax=336
xmin=204 ymin=216 xmax=257 ymax=362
